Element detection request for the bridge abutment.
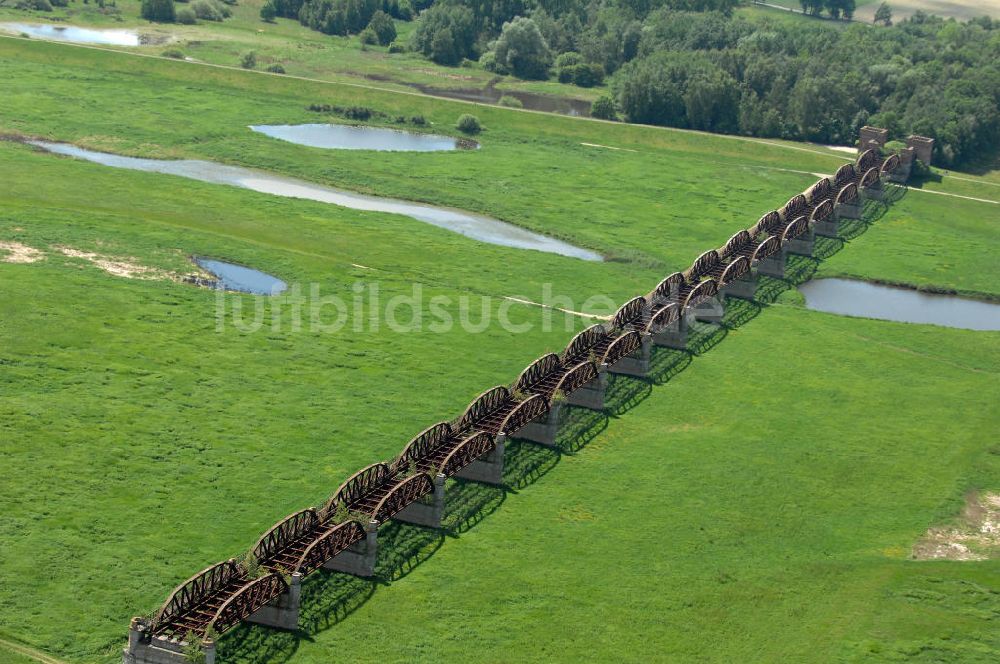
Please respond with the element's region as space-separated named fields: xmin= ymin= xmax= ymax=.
xmin=394 ymin=473 xmax=447 ymax=528
xmin=123 ymin=619 xmax=215 ymax=664
xmin=323 ymin=520 xmax=378 ymax=577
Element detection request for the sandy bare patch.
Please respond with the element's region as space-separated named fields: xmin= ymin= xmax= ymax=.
xmin=912 ymin=491 xmax=1000 ymax=561
xmin=0 ymin=241 xmax=44 ymax=264
xmin=56 ymin=246 xmax=174 ymax=280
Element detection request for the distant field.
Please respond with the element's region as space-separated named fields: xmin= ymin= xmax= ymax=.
xmin=0 ymin=36 xmax=997 ymax=664
xmin=751 ymin=0 xmax=1000 ymax=21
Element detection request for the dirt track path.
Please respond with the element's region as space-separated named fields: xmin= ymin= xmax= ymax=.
xmin=0 ymin=637 xmax=70 ymax=664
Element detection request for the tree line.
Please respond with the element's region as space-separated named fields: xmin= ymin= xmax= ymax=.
xmin=253 ymin=0 xmax=998 ymax=168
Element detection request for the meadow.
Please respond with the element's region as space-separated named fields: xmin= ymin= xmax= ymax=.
xmin=0 ymin=0 xmax=598 ymax=101
xmin=0 ymin=34 xmax=997 ymax=664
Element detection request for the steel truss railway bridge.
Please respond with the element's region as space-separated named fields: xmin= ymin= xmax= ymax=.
xmin=124 ymin=131 xmax=928 ymax=664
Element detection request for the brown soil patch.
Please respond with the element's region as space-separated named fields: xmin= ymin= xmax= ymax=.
xmin=0 ymin=241 xmax=44 ymax=264
xmin=56 ymin=246 xmax=174 ymax=280
xmin=912 ymin=491 xmax=1000 ymax=561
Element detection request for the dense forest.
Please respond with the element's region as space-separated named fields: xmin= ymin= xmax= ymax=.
xmin=262 ymin=0 xmax=1000 ymax=168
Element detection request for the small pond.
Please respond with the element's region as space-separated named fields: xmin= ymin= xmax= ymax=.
xmin=31 ymin=141 xmax=602 ymax=261
xmin=250 ymin=124 xmax=478 ymax=152
xmin=799 ymin=278 xmax=1000 ymax=331
xmin=406 ymin=83 xmax=592 ymax=117
xmin=2 ymin=23 xmax=141 ymax=46
xmin=193 ymin=258 xmax=287 ymax=295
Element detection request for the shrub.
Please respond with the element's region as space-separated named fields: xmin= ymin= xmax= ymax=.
xmin=176 ymin=7 xmax=196 ymax=23
xmin=387 ymin=41 xmax=404 ymax=53
xmin=480 ymin=50 xmax=506 ymax=75
xmin=456 ymin=114 xmax=481 ymax=134
xmin=259 ymin=0 xmax=276 ymax=21
xmin=191 ymin=0 xmax=229 ymax=21
xmin=240 ymin=50 xmax=257 ymax=69
xmin=140 ymin=0 xmax=175 ymax=22
xmin=488 ymin=16 xmax=551 ymax=80
xmin=410 ymin=115 xmax=426 ymax=125
xmin=50 ymin=0 xmax=68 ymax=7
xmin=498 ymin=95 xmax=522 ymax=108
xmin=571 ymin=62 xmax=604 ymax=88
xmin=162 ymin=48 xmax=186 ymax=58
xmin=266 ymin=63 xmax=285 ymax=74
xmin=590 ymin=94 xmax=616 ymax=121
xmin=367 ymin=10 xmax=396 ymax=46
xmin=358 ymin=27 xmax=377 ymax=45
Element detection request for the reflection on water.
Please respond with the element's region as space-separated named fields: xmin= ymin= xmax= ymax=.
xmin=193 ymin=257 xmax=287 ymax=295
xmin=799 ymin=278 xmax=1000 ymax=331
xmin=31 ymin=141 xmax=602 ymax=261
xmin=250 ymin=124 xmax=477 ymax=152
xmin=2 ymin=23 xmax=141 ymax=46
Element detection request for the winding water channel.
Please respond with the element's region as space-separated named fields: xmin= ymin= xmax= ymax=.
xmin=31 ymin=141 xmax=602 ymax=261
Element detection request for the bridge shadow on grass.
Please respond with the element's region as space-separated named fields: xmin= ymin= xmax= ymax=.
xmin=686 ymin=321 xmax=727 ymax=356
xmin=219 ymin=622 xmax=301 ymax=664
xmin=813 ymin=235 xmax=844 ymax=261
xmin=503 ymin=438 xmax=560 ymax=490
xmin=553 ymin=404 xmax=608 ymax=454
xmin=648 ymin=346 xmax=692 ymax=385
xmin=604 ymin=372 xmax=653 ymax=417
xmin=374 ymin=521 xmax=445 ymax=583
xmin=754 ymin=275 xmax=791 ymax=304
xmin=720 ymin=297 xmax=763 ymax=330
xmin=441 ymin=478 xmax=506 ymax=535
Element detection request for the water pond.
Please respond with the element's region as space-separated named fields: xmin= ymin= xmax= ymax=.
xmin=193 ymin=257 xmax=287 ymax=295
xmin=799 ymin=278 xmax=1000 ymax=331
xmin=250 ymin=124 xmax=478 ymax=152
xmin=2 ymin=23 xmax=141 ymax=46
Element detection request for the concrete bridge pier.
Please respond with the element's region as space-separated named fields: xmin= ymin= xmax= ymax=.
xmin=394 ymin=473 xmax=447 ymax=528
xmin=245 ymin=572 xmax=301 ymax=631
xmin=692 ymin=295 xmax=725 ymax=324
xmin=651 ymin=316 xmax=688 ymax=350
xmin=835 ymin=201 xmax=862 ymax=221
xmin=814 ymin=216 xmax=840 ymax=237
xmin=755 ymin=250 xmax=786 ymax=279
xmin=123 ymin=619 xmax=215 ymax=664
xmin=454 ymin=436 xmax=506 ymax=485
xmin=323 ymin=520 xmax=379 ymax=577
xmin=721 ymin=274 xmax=757 ymax=300
xmin=608 ymin=334 xmax=652 ymax=377
xmin=784 ymin=227 xmax=815 ymax=256
xmin=565 ymin=365 xmax=607 ymax=411
xmin=862 ymin=181 xmax=885 ymax=201
xmin=516 ymin=402 xmax=563 ymax=448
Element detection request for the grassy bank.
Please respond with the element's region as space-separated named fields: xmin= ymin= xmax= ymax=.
xmin=0 ymin=36 xmax=997 ymax=664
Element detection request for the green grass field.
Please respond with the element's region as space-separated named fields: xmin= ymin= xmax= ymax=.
xmin=0 ymin=34 xmax=997 ymax=664
xmin=0 ymin=0 xmax=600 ymax=102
